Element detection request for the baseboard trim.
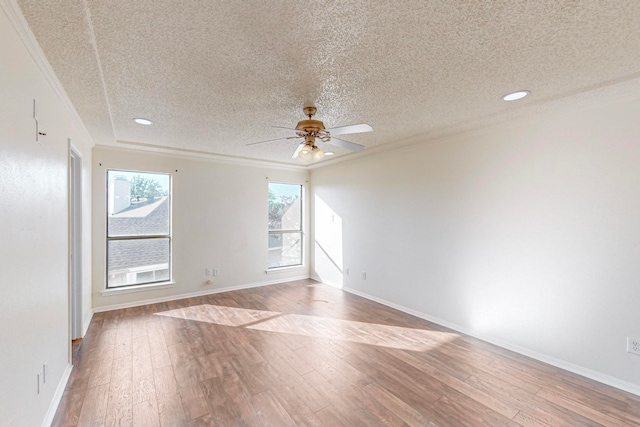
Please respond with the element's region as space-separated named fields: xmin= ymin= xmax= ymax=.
xmin=93 ymin=275 xmax=310 ymax=313
xmin=341 ymin=286 xmax=640 ymax=397
xmin=41 ymin=363 xmax=73 ymax=427
xmin=82 ymin=311 xmax=93 ymax=337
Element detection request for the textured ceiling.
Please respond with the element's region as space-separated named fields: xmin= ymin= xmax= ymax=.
xmin=16 ymin=0 xmax=640 ymax=166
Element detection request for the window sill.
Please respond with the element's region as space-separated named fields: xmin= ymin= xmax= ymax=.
xmin=101 ymin=281 xmax=175 ymax=296
xmin=265 ymin=265 xmax=306 ymax=275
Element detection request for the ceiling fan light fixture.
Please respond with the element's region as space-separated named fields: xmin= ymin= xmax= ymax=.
xmin=298 ymin=147 xmax=313 ymax=163
xmin=312 ymin=146 xmax=324 ymax=161
xmin=502 ymin=90 xmax=530 ymax=101
xmin=247 ymin=105 xmax=370 ymax=163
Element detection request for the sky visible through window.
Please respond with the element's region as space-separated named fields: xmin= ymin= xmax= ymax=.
xmin=108 ymin=170 xmax=170 ymax=193
xmin=269 ymin=182 xmax=300 ymax=198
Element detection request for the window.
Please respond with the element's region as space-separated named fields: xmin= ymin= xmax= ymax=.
xmin=268 ymin=182 xmax=302 ymax=268
xmin=106 ymin=170 xmax=171 ymax=288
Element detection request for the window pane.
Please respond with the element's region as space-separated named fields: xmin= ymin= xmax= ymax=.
xmin=107 ymin=170 xmax=170 ymax=237
xmin=268 ymin=232 xmax=302 ymax=268
xmin=107 ymin=238 xmax=170 ymax=287
xmin=268 ymin=183 xmax=301 ymax=231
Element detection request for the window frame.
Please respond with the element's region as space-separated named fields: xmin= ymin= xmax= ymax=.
xmin=267 ymin=182 xmax=303 ymax=270
xmin=106 ymin=169 xmax=172 ymax=288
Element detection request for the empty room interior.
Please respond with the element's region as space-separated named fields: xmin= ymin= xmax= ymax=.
xmin=2 ymin=1 xmax=640 ymax=426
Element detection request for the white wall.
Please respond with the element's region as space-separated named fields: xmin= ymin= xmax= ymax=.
xmin=311 ymin=93 xmax=640 ymax=392
xmin=92 ymin=147 xmax=309 ymax=311
xmin=0 ymin=3 xmax=93 ymax=426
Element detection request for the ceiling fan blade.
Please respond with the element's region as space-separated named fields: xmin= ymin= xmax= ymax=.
xmin=326 ymin=123 xmax=373 ymax=136
xmin=327 ymin=136 xmax=365 ymax=152
xmin=246 ymin=136 xmax=301 ymax=146
xmin=291 ymin=143 xmax=305 ymax=159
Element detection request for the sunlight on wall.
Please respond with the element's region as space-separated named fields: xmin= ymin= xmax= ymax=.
xmin=314 ymin=194 xmax=344 ymax=287
xmin=461 ymin=276 xmax=581 ymax=351
xmin=463 ymin=287 xmax=527 ymax=335
xmin=454 ymin=248 xmax=582 ymax=350
xmin=155 ymin=304 xmax=457 ymax=352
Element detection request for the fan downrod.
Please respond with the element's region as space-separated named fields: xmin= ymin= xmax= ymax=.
xmin=303 ymin=106 xmax=317 ymax=119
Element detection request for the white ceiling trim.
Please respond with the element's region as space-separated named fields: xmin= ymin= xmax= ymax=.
xmin=80 ymin=0 xmax=115 ymax=142
xmin=114 ymin=140 xmax=308 ymax=171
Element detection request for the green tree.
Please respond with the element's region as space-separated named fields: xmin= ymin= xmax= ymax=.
xmin=131 ymin=175 xmax=166 ymax=202
xmin=268 ymin=190 xmax=296 ymax=229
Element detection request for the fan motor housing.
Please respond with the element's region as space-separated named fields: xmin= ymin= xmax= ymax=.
xmin=296 ymin=119 xmax=325 ymax=132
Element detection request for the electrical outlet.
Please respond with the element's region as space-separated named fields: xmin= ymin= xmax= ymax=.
xmin=361 ymin=271 xmax=367 ymax=280
xmin=213 ymin=268 xmax=219 ymax=276
xmin=205 ymin=268 xmax=212 ymax=276
xmin=628 ymin=337 xmax=640 ymax=355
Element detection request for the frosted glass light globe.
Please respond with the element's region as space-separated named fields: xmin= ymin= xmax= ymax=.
xmin=312 ymin=147 xmax=324 ymax=161
xmin=298 ymin=148 xmax=313 ymax=163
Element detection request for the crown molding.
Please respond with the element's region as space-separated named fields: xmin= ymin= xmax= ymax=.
xmin=108 ymin=141 xmax=308 ymax=171
xmin=1 ymin=0 xmax=95 ymax=147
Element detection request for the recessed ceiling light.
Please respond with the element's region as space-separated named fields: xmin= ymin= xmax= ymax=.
xmin=502 ymin=90 xmax=530 ymax=101
xmin=133 ymin=118 xmax=153 ymax=125
xmin=325 ymin=151 xmax=335 ymax=156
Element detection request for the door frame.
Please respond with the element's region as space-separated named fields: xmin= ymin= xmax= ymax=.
xmin=69 ymin=142 xmax=83 ymax=341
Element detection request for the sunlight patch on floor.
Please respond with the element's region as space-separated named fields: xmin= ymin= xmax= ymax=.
xmin=247 ymin=313 xmax=456 ymax=352
xmin=155 ymin=304 xmax=457 ymax=351
xmin=155 ymin=304 xmax=280 ymax=327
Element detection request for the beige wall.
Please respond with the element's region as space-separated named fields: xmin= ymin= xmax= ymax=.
xmin=92 ymin=147 xmax=309 ymax=311
xmin=0 ymin=4 xmax=93 ymax=426
xmin=311 ymin=91 xmax=640 ymax=393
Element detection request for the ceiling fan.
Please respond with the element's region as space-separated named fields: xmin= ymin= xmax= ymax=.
xmin=246 ymin=105 xmax=373 ymax=163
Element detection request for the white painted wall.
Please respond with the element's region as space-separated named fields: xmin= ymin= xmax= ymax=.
xmin=311 ymin=93 xmax=640 ymax=392
xmin=92 ymin=147 xmax=309 ymax=311
xmin=0 ymin=4 xmax=93 ymax=426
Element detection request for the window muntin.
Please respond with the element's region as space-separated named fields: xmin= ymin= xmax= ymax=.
xmin=106 ymin=170 xmax=171 ymax=288
xmin=268 ymin=182 xmax=302 ymax=268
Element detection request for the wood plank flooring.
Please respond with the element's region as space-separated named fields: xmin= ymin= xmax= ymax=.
xmin=52 ymin=279 xmax=640 ymax=426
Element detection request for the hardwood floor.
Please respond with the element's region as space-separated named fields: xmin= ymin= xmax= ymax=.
xmin=52 ymin=280 xmax=640 ymax=426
